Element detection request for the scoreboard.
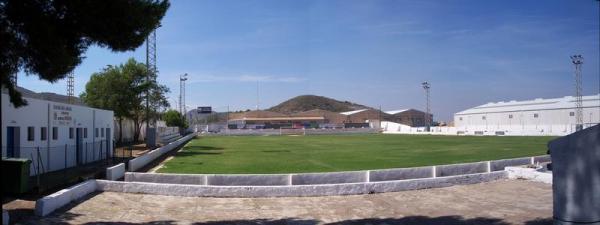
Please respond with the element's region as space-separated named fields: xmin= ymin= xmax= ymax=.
xmin=197 ymin=106 xmax=212 ymax=114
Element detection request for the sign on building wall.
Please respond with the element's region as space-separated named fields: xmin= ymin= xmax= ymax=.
xmin=52 ymin=104 xmax=72 ymax=126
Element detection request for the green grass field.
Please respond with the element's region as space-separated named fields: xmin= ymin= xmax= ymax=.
xmin=157 ymin=134 xmax=555 ymax=174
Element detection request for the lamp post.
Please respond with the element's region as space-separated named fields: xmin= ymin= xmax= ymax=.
xmin=422 ymin=82 xmax=431 ymax=131
xmin=180 ymin=73 xmax=188 ymax=127
xmin=570 ymin=55 xmax=583 ymax=131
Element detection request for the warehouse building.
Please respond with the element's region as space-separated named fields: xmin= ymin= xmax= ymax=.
xmin=385 ymin=109 xmax=432 ymax=127
xmin=1 ymin=90 xmax=114 ymax=175
xmin=454 ymin=94 xmax=600 ymax=136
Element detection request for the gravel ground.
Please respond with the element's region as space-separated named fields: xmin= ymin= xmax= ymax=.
xmin=18 ymin=179 xmax=552 ymax=225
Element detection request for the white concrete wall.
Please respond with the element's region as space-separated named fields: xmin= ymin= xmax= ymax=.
xmin=382 ymin=121 xmax=457 ymax=135
xmin=124 ymin=155 xmax=548 ymax=186
xmin=128 ymin=133 xmax=196 ymax=172
xmin=106 ymin=163 xmax=125 ymax=181
xmin=2 ymin=93 xmax=114 ymax=175
xmin=34 ymin=180 xmax=97 ymax=216
xmin=97 ymin=171 xmax=508 ymax=198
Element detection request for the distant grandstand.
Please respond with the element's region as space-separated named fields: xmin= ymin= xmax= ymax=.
xmin=227 ymin=108 xmax=430 ymax=130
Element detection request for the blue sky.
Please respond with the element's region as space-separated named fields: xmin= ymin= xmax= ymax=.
xmin=18 ymin=0 xmax=600 ymax=121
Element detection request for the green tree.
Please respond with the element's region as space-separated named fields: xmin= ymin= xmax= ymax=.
xmin=163 ymin=109 xmax=187 ymax=128
xmin=1 ymin=0 xmax=170 ymax=107
xmin=81 ymin=58 xmax=170 ymax=143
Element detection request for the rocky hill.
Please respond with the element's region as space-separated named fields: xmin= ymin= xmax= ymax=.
xmin=268 ymin=95 xmax=371 ymax=114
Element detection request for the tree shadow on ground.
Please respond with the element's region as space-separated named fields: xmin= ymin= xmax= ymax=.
xmin=188 ymin=216 xmax=553 ymax=225
xmin=18 ymin=215 xmax=555 ymax=225
xmin=192 ymin=218 xmax=318 ymax=225
xmin=524 ymin=218 xmax=553 ymax=225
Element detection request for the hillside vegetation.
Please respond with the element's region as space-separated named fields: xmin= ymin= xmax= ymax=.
xmin=268 ymin=95 xmax=371 ymax=114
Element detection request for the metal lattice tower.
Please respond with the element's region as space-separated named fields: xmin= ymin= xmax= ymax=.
xmin=570 ymin=55 xmax=584 ymax=131
xmin=67 ymin=72 xmax=75 ymax=104
xmin=145 ymin=30 xmax=157 ymax=127
xmin=422 ymin=81 xmax=431 ymax=130
xmin=179 ymin=73 xmax=188 ymax=115
xmin=146 ymin=30 xmax=157 ymax=78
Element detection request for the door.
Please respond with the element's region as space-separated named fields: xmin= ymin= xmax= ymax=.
xmin=105 ymin=128 xmax=111 ymax=158
xmin=6 ymin=126 xmax=20 ymax=158
xmin=76 ymin=128 xmax=83 ymax=165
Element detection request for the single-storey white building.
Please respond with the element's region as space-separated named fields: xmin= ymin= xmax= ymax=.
xmin=454 ymin=94 xmax=600 ymax=136
xmin=1 ymin=90 xmax=114 ymax=175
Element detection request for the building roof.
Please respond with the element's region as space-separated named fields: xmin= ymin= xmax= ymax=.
xmin=455 ymin=94 xmax=600 ymax=115
xmin=385 ymin=109 xmax=410 ymax=115
xmin=340 ymin=109 xmax=369 ymax=115
xmin=3 ymin=86 xmax=87 ymax=106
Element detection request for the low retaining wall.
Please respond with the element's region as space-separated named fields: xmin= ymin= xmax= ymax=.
xmin=292 ymin=171 xmax=366 ymax=185
xmin=208 ymin=174 xmax=290 ymax=186
xmin=35 ymin=180 xmax=97 ymax=216
xmin=106 ymin=163 xmax=125 ymax=180
xmin=505 ymin=166 xmax=552 ymax=184
xmin=128 ymin=133 xmax=196 ymax=172
xmin=125 ymin=172 xmax=207 ymax=185
xmin=123 ymin=155 xmax=549 ymax=186
xmin=98 ymin=171 xmax=507 ymax=197
xmin=369 ymin=166 xmax=433 ymax=182
xmin=490 ymin=157 xmax=532 ymax=172
xmin=435 ymin=161 xmax=488 ymax=177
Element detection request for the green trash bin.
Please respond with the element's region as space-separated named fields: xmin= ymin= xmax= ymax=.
xmin=2 ymin=158 xmax=32 ymax=194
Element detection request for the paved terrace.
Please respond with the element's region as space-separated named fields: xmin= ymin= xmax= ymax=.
xmin=21 ymin=180 xmax=552 ymax=225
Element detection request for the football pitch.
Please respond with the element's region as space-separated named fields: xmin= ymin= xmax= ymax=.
xmin=157 ymin=134 xmax=555 ymax=174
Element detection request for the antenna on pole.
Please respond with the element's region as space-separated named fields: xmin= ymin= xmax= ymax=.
xmin=570 ymin=55 xmax=584 ymax=131
xmin=67 ymin=72 xmax=75 ymax=104
xmin=422 ymin=81 xmax=431 ymax=131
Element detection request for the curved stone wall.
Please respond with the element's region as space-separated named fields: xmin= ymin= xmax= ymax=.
xmin=124 ymin=155 xmax=549 ymax=186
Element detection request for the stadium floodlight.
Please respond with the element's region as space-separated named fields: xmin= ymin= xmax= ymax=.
xmin=570 ymin=55 xmax=583 ymax=131
xmin=422 ymin=81 xmax=431 ymax=131
xmin=180 ymin=73 xmax=188 ymax=117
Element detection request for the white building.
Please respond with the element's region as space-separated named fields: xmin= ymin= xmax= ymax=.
xmin=1 ymin=91 xmax=114 ymax=175
xmin=454 ymin=94 xmax=600 ymax=136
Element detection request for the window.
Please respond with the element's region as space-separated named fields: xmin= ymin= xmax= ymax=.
xmin=95 ymin=128 xmax=99 ymax=138
xmin=569 ymin=112 xmax=575 ymax=116
xmin=69 ymin=128 xmax=74 ymax=139
xmin=101 ymin=128 xmax=104 ymax=137
xmin=52 ymin=127 xmax=58 ymax=140
xmin=508 ymin=114 xmax=513 ymax=119
xmin=459 ymin=117 xmax=463 ymax=121
xmin=27 ymin=126 xmax=35 ymax=141
xmin=534 ymin=114 xmax=539 ymax=118
xmin=84 ymin=128 xmax=88 ymax=138
xmin=41 ymin=127 xmax=47 ymax=141
xmin=482 ymin=116 xmax=486 ymax=120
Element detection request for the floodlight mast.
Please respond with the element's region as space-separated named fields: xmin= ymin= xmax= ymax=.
xmin=67 ymin=72 xmax=74 ymax=104
xmin=179 ymin=73 xmax=188 ymax=116
xmin=422 ymin=82 xmax=431 ymax=131
xmin=145 ymin=28 xmax=157 ymax=147
xmin=570 ymin=55 xmax=584 ymax=131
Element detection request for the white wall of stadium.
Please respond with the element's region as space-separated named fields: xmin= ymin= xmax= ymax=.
xmin=1 ymin=93 xmax=114 ymax=175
